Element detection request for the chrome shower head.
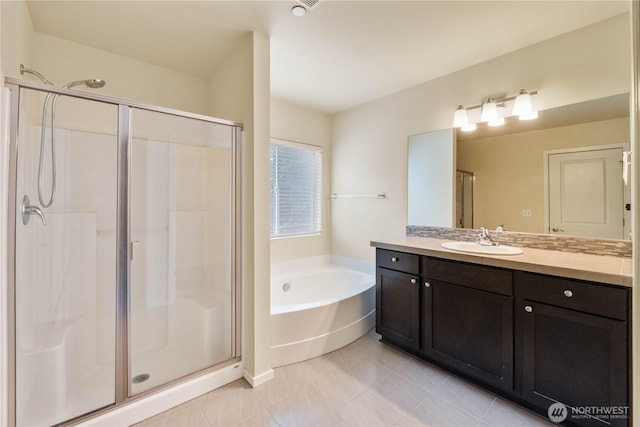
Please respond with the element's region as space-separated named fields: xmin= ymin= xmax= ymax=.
xmin=85 ymin=79 xmax=106 ymax=89
xmin=64 ymin=79 xmax=106 ymax=89
xmin=20 ymin=64 xmax=54 ymax=85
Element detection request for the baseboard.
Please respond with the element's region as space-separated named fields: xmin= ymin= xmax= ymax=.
xmin=243 ymin=368 xmax=275 ymax=388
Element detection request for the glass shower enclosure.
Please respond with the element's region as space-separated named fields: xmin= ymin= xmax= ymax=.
xmin=5 ymin=78 xmax=241 ymax=425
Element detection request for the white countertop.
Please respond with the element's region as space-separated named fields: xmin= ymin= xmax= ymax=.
xmin=371 ymin=236 xmax=632 ymax=287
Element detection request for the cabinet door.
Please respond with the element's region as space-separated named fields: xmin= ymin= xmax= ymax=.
xmin=423 ymin=280 xmax=514 ymax=391
xmin=376 ymin=267 xmax=420 ymax=351
xmin=520 ymin=301 xmax=628 ymax=427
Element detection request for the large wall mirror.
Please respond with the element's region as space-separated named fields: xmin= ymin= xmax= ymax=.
xmin=408 ymin=94 xmax=631 ymax=240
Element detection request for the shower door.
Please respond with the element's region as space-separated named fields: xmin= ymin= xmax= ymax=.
xmin=13 ymin=87 xmax=119 ymax=425
xmin=128 ymin=108 xmax=236 ymax=394
xmin=8 ymin=79 xmax=241 ymax=426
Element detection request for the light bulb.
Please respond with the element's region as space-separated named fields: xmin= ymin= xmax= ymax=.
xmin=488 ymin=117 xmax=505 ymax=127
xmin=480 ymin=99 xmax=497 ymax=122
xmin=519 ymin=111 xmax=538 ymax=120
xmin=512 ymin=89 xmax=532 ymax=116
xmin=453 ymin=106 xmax=468 ymax=128
xmin=461 ymin=122 xmax=477 ymax=132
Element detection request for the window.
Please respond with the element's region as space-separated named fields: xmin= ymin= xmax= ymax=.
xmin=270 ymin=139 xmax=322 ymax=238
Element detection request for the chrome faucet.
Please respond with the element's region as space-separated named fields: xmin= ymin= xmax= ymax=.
xmin=477 ymin=225 xmax=504 ymax=246
xmin=477 ymin=227 xmax=493 ymax=246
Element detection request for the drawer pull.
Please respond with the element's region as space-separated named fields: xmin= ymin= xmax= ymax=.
xmin=391 ymin=257 xmax=399 ymax=263
xmin=424 ymin=282 xmax=431 ymax=288
xmin=524 ymin=305 xmax=533 ymax=313
xmin=563 ymin=290 xmax=574 ymax=298
xmin=410 ymin=278 xmax=417 ymax=284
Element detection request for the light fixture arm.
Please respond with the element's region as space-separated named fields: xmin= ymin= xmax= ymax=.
xmin=460 ymin=90 xmax=538 ymax=112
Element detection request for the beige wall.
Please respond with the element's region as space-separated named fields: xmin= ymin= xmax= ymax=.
xmin=0 ymin=1 xmax=33 ymax=78
xmin=332 ymin=13 xmax=630 ymax=262
xmin=270 ymin=98 xmax=332 ymax=263
xmin=457 ymin=117 xmax=630 ymax=233
xmin=31 ymin=33 xmax=209 ymax=115
xmin=209 ymin=32 xmax=272 ymax=382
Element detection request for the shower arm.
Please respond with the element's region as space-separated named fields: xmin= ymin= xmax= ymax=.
xmin=20 ymin=64 xmax=54 ymax=86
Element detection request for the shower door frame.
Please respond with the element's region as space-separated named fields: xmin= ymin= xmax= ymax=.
xmin=4 ymin=77 xmax=243 ymax=426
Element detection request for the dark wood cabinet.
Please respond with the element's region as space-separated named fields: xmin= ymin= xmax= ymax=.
xmin=374 ymin=248 xmax=630 ymax=427
xmin=375 ymin=250 xmax=420 ymax=351
xmin=518 ymin=273 xmax=629 ymax=427
xmin=421 ymin=257 xmax=514 ymax=391
xmin=423 ymin=279 xmax=514 ymax=391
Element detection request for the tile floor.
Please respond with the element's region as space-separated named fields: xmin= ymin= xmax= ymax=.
xmin=134 ymin=329 xmax=554 ymax=427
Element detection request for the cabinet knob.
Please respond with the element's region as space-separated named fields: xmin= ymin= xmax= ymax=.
xmin=563 ymin=290 xmax=573 ymax=298
xmin=424 ymin=282 xmax=431 ymax=288
xmin=524 ymin=305 xmax=533 ymax=313
xmin=391 ymin=257 xmax=399 ymax=263
xmin=410 ymin=278 xmax=417 ymax=284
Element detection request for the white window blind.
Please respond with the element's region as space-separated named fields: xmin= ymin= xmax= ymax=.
xmin=270 ymin=140 xmax=322 ymax=238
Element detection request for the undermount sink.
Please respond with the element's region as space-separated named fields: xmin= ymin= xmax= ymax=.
xmin=441 ymin=241 xmax=524 ymax=256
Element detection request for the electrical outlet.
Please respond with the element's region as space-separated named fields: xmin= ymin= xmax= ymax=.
xmin=522 ymin=209 xmax=532 ymax=217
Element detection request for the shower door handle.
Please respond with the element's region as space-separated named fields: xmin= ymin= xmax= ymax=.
xmin=130 ymin=240 xmax=140 ymax=261
xmin=21 ymin=195 xmax=46 ymax=225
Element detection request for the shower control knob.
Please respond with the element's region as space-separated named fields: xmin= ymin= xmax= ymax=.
xmin=563 ymin=290 xmax=573 ymax=298
xmin=391 ymin=257 xmax=399 ymax=263
xmin=424 ymin=282 xmax=431 ymax=288
xmin=524 ymin=305 xmax=533 ymax=313
xmin=21 ymin=195 xmax=46 ymax=226
xmin=410 ymin=278 xmax=417 ymax=284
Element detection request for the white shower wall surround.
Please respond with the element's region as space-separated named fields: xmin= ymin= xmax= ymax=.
xmin=16 ymin=124 xmax=117 ymax=425
xmin=8 ymin=80 xmax=241 ymax=426
xmin=129 ymin=135 xmax=233 ymax=395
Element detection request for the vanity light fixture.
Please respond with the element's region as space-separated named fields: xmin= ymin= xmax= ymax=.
xmin=488 ymin=116 xmax=505 ymax=127
xmin=480 ymin=98 xmax=498 ymax=122
xmin=454 ymin=105 xmax=478 ymax=131
xmin=453 ymin=105 xmax=469 ymax=127
xmin=452 ymin=89 xmax=538 ymax=131
xmin=461 ymin=122 xmax=477 ymax=132
xmin=512 ymin=89 xmax=532 ymax=115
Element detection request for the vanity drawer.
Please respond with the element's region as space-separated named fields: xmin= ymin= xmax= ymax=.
xmin=376 ymin=249 xmax=419 ymax=274
xmin=422 ymin=257 xmax=512 ymax=296
xmin=521 ymin=272 xmax=628 ymax=321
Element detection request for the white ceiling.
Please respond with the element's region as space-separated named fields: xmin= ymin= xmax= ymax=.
xmin=26 ymin=1 xmax=629 ymax=114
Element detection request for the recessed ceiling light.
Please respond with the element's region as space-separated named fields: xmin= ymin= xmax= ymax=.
xmin=291 ymin=5 xmax=307 ymax=16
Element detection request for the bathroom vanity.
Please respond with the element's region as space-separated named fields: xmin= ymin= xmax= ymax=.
xmin=371 ymin=236 xmax=631 ymax=427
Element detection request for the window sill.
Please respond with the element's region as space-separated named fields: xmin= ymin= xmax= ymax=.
xmin=270 ymin=232 xmax=322 ymax=240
